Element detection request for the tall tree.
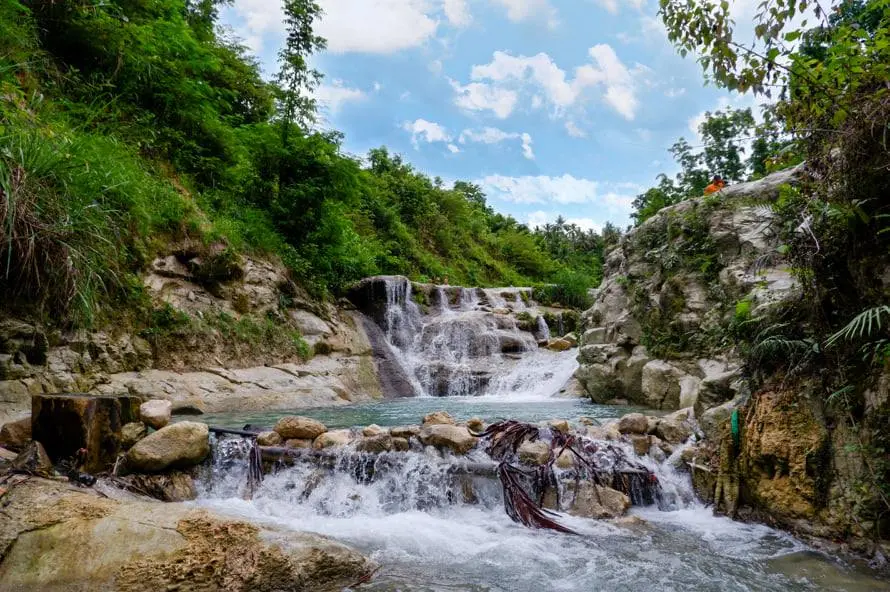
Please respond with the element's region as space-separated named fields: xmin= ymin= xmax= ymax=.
xmin=276 ymin=0 xmax=326 ymax=148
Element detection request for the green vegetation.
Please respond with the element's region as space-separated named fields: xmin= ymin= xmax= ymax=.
xmin=0 ymin=0 xmax=603 ymax=331
xmin=659 ymin=0 xmax=890 ymax=535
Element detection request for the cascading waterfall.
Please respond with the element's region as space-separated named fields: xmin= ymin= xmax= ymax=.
xmin=536 ymin=315 xmax=551 ymax=341
xmin=197 ymin=432 xmax=812 ymax=591
xmin=370 ymin=277 xmax=566 ymax=399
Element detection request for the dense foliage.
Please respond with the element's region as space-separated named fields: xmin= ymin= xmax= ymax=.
xmin=0 ymin=0 xmax=603 ymax=327
xmin=658 ymin=0 xmax=890 ymax=531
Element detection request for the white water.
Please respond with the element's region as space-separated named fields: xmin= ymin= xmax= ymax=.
xmin=195 ymin=431 xmax=872 ymax=591
xmin=191 ymin=279 xmax=889 ymax=591
xmin=377 ymin=277 xmax=571 ymax=399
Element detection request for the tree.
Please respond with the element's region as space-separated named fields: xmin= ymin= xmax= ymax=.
xmin=276 ymin=0 xmax=326 ymax=148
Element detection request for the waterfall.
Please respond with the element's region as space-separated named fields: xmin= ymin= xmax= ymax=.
xmin=536 ymin=315 xmax=551 ymax=341
xmin=362 ymin=277 xmax=565 ymax=398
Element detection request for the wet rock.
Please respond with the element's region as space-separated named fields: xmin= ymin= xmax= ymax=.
xmin=139 ymin=399 xmax=172 ymax=430
xmin=390 ymin=425 xmax=420 ymax=438
xmin=392 ymin=437 xmax=410 ymax=451
xmin=256 ymin=430 xmax=283 ymax=446
xmin=125 ymin=421 xmax=210 ymax=473
xmin=10 ymin=441 xmax=53 ymax=476
xmin=274 ymin=416 xmax=327 ymax=440
xmin=617 ymin=413 xmax=649 ymax=435
xmin=548 ymin=419 xmax=570 ymax=434
xmin=0 ymin=416 xmax=31 ymax=452
xmin=556 ymin=450 xmax=575 ymax=469
xmin=654 ymin=408 xmax=694 ymax=445
xmin=362 ymin=424 xmax=384 ymax=437
xmin=356 ymin=434 xmax=393 ymax=453
xmin=518 ymin=440 xmax=551 ymax=465
xmin=419 ymin=424 xmax=477 ymax=455
xmin=629 ymin=434 xmax=651 ymax=456
xmin=285 ymin=438 xmax=314 ymax=449
xmin=121 ymin=422 xmax=147 ymax=449
xmin=0 ymin=478 xmax=374 ymax=591
xmin=562 ymin=333 xmax=579 ymax=347
xmin=422 ymin=411 xmax=455 ymax=426
xmin=568 ymin=483 xmax=631 ymax=519
xmin=126 ymin=472 xmax=197 ymax=502
xmin=586 ymin=424 xmax=620 ymax=441
xmin=313 ymin=429 xmax=354 ymax=449
xmin=32 ymin=393 xmax=142 ymax=473
xmin=546 ymin=338 xmax=573 ymax=352
xmin=466 ymin=417 xmax=485 ymax=433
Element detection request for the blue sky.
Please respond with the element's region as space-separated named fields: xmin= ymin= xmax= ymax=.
xmin=221 ymin=0 xmax=759 ymax=231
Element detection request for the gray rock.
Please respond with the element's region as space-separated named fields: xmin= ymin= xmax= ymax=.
xmin=617 ymin=413 xmax=649 ymax=435
xmin=641 ymin=360 xmax=687 ymax=409
xmin=418 ymin=424 xmax=477 ymax=455
xmin=0 ymin=416 xmax=31 ymax=452
xmin=275 ymin=416 xmax=327 ymax=440
xmin=356 ymin=434 xmax=393 ymax=453
xmin=256 ymin=430 xmax=283 ymax=446
xmin=518 ymin=440 xmax=551 ymax=465
xmin=121 ymin=422 xmax=147 ymax=449
xmin=139 ymin=399 xmax=172 ymax=430
xmin=125 ymin=421 xmax=210 ymax=472
xmin=313 ymin=429 xmax=354 ymax=449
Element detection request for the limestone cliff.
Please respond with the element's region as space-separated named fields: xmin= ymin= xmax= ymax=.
xmin=0 ymin=247 xmax=384 ymax=423
xmin=575 ymin=165 xmax=890 ymax=557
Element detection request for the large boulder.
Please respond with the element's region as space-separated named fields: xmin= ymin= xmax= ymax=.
xmin=0 ymin=416 xmax=31 ymax=451
xmin=418 ymin=424 xmax=477 ymax=455
xmin=356 ymin=434 xmax=393 ymax=453
xmin=257 ymin=430 xmax=283 ymax=446
xmin=125 ymin=421 xmax=210 ymax=473
xmin=10 ymin=441 xmax=53 ymax=477
xmin=641 ymin=360 xmax=688 ymax=409
xmin=275 ymin=416 xmax=327 ymax=440
xmin=545 ymin=482 xmax=630 ymax=519
xmin=518 ymin=440 xmax=551 ymax=465
xmin=653 ymin=408 xmax=694 ymax=445
xmin=0 ymin=478 xmax=373 ymax=591
xmin=313 ymin=429 xmax=354 ymax=449
xmin=617 ymin=413 xmax=649 ymax=435
xmin=390 ymin=425 xmax=420 ymax=438
xmin=422 ymin=411 xmax=455 ymax=426
xmin=139 ymin=399 xmax=172 ymax=430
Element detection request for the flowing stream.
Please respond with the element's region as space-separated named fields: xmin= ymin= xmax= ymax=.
xmin=194 ymin=278 xmax=886 ymax=591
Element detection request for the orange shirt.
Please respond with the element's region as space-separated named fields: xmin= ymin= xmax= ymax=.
xmin=704 ymin=181 xmax=725 ymax=195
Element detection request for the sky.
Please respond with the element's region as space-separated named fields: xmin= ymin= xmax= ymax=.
xmin=221 ymin=0 xmax=762 ymax=232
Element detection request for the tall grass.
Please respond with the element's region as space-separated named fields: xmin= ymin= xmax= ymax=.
xmin=0 ymin=122 xmax=198 ymax=326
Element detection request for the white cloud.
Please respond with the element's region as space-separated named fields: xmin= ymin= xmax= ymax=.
xmin=480 ymin=175 xmax=639 ymax=224
xmin=491 ymin=0 xmax=558 ymax=27
xmin=454 ymin=44 xmax=645 ymax=121
xmin=373 ymin=82 xmax=383 ymax=92
xmin=458 ymin=127 xmax=535 ymax=160
xmin=565 ymin=121 xmax=587 ymax=138
xmin=450 ymin=79 xmax=519 ymax=119
xmin=314 ymin=80 xmax=367 ymax=113
xmin=593 ymin=0 xmax=644 ymax=13
xmin=665 ymin=87 xmax=686 ymax=98
xmin=402 ymin=119 xmax=452 ymax=148
xmin=317 ymin=0 xmax=438 ymax=54
xmin=227 ymin=0 xmax=442 ymax=56
xmin=527 ymin=211 xmax=603 ymax=233
xmin=444 ymin=0 xmax=472 ymax=26
xmin=480 ymin=174 xmax=600 ymax=205
xmin=447 ymin=143 xmax=461 ymax=154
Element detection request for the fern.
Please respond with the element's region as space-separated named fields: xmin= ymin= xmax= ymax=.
xmin=826 ymin=306 xmax=890 ymax=347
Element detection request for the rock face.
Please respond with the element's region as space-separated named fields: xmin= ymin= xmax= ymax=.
xmin=575 ymin=167 xmax=803 ymax=412
xmin=0 ymin=478 xmax=373 ymax=591
xmin=125 ymin=421 xmax=210 ymax=473
xmin=32 ymin=393 xmax=142 ymax=472
xmin=418 ymin=424 xmax=477 ymax=454
xmin=275 ymin=416 xmax=328 ymax=440
xmin=139 ymin=399 xmax=172 ymax=430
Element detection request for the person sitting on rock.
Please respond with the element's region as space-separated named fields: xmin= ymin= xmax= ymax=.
xmin=704 ymin=175 xmax=726 ymax=195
